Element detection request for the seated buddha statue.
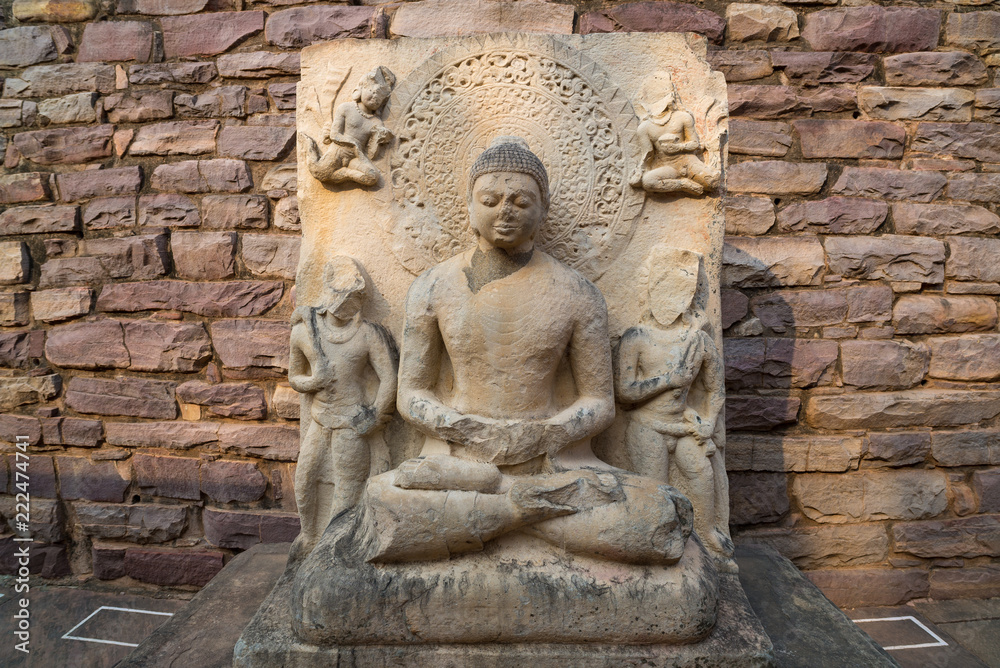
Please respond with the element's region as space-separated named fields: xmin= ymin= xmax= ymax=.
xmin=354 ymin=136 xmax=695 ymax=566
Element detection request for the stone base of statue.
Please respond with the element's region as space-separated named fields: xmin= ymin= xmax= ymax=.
xmin=234 ymin=509 xmax=774 ymax=668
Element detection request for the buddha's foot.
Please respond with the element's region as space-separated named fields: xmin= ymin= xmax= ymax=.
xmin=509 ymin=471 xmax=619 ymax=523
xmin=394 ymin=455 xmax=502 ymax=493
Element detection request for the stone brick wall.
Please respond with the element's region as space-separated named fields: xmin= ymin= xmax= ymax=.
xmin=0 ymin=0 xmax=997 ymax=604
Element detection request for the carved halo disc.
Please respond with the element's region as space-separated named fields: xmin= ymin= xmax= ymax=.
xmin=381 ymin=34 xmax=645 ymax=279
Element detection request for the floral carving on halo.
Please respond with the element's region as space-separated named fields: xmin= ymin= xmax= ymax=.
xmin=382 ymin=34 xmax=645 ymax=280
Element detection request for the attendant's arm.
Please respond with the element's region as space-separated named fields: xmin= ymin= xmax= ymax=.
xmin=697 ymin=330 xmax=726 ymax=436
xmin=636 ymin=121 xmax=654 ymax=166
xmin=288 ymin=321 xmax=329 ymax=394
xmin=679 ymin=112 xmax=702 ymax=153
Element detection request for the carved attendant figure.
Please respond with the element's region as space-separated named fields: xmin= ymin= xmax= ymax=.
xmin=631 ymin=71 xmax=720 ymax=196
xmin=305 ymin=66 xmax=396 ymax=187
xmin=614 ymin=246 xmax=733 ymax=569
xmin=357 ymin=137 xmax=694 ymax=565
xmin=288 ymin=256 xmax=398 ymax=560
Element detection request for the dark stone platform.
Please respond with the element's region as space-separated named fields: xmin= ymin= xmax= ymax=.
xmin=120 ymin=542 xmax=900 ymax=668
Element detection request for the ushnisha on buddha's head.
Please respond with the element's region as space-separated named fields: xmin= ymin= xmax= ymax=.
xmin=466 ymin=136 xmax=551 ymax=254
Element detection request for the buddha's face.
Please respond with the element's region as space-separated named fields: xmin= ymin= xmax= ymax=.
xmin=469 ymin=172 xmax=545 ymax=252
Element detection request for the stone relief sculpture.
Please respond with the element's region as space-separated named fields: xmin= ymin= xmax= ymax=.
xmin=235 ymin=33 xmax=774 ymax=668
xmin=286 ymin=256 xmax=398 ymax=560
xmin=630 ymin=71 xmax=721 ymax=196
xmin=614 ymin=245 xmax=734 ymax=571
xmin=303 ymin=65 xmax=396 ymax=187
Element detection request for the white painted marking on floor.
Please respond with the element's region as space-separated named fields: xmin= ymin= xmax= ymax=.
xmin=853 ymin=615 xmax=949 ymax=651
xmin=61 ymin=605 xmax=174 ymax=648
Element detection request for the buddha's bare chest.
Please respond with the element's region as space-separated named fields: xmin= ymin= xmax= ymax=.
xmin=436 ymin=280 xmax=574 ymax=369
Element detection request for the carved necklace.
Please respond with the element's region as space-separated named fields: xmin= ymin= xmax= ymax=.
xmin=355 ymin=101 xmax=376 ymax=119
xmin=318 ymin=311 xmax=362 ymax=344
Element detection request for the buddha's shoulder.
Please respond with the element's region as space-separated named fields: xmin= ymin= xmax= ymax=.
xmin=406 ymin=250 xmax=472 ymax=298
xmin=535 ymin=252 xmax=604 ymax=298
xmin=535 ymin=250 xmax=597 ymax=290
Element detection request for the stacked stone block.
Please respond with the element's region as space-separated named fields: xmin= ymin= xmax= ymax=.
xmin=0 ymin=0 xmax=998 ymax=605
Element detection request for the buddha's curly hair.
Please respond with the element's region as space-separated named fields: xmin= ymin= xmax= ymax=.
xmin=468 ymin=136 xmax=550 ymax=209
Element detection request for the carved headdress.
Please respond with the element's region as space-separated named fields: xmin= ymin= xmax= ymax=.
xmin=636 ymin=71 xmax=680 ymax=119
xmin=352 ymin=65 xmax=396 ymax=102
xmin=468 ymin=136 xmax=550 ymax=209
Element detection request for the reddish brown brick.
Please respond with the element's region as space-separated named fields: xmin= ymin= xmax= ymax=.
xmin=74 ymin=502 xmax=188 ymax=543
xmin=124 ymin=548 xmax=223 ymax=586
xmin=138 ymin=194 xmax=198 ymax=228
xmin=150 ymin=159 xmax=252 ymax=194
xmin=57 ymin=166 xmax=142 ymax=202
xmin=200 ymin=460 xmax=267 ymax=503
xmin=65 ymin=376 xmax=177 ymax=419
xmin=579 ymin=2 xmax=724 ymax=43
xmin=725 ymin=396 xmax=800 ymax=431
xmin=97 ymin=280 xmax=282 ymax=317
xmin=0 ymin=172 xmax=50 ymax=205
xmin=729 ymin=472 xmax=789 ymax=525
xmin=218 ymin=52 xmax=300 ymax=79
xmin=83 ymin=198 xmax=135 ymax=230
xmin=128 ymin=62 xmax=216 ymax=85
xmin=55 ymin=456 xmax=128 ymax=502
xmin=160 ymin=11 xmax=264 ymax=58
xmin=802 ymin=7 xmax=940 ymax=53
xmin=794 ymin=120 xmax=904 ymax=160
xmin=894 ymin=295 xmax=998 ymax=334
xmin=0 ymin=26 xmax=58 ymax=68
xmin=123 ymin=321 xmax=212 ymax=373
xmin=771 ymin=51 xmax=877 ymax=84
xmin=177 ymin=381 xmax=266 ymax=420
xmin=218 ymin=424 xmax=299 ymax=461
xmin=885 ymin=51 xmax=989 ymax=87
xmin=832 ymin=167 xmax=945 ymax=202
xmin=218 ymin=125 xmax=294 ymax=161
xmin=46 ymin=319 xmax=129 ymax=370
xmin=133 ymin=453 xmax=200 ymax=500
xmin=105 ymin=421 xmax=219 ymax=450
xmin=39 ymin=416 xmax=102 ymax=447
xmin=130 ymin=120 xmax=218 ymax=157
xmin=210 ymin=319 xmax=290 ymax=371
xmin=265 ymin=5 xmax=374 ymax=48
xmin=170 ymin=231 xmax=236 ymax=280
xmin=77 ymin=20 xmax=154 ymax=62
xmin=13 ymin=125 xmax=113 ymax=166
xmin=776 ymin=197 xmax=886 ymax=235
xmin=203 ymin=507 xmax=299 ymax=549
xmin=725 ymin=338 xmax=838 ymax=391
xmin=912 ymin=122 xmax=1000 ymax=164
xmin=103 ymin=91 xmax=174 ymax=124
xmin=841 ymin=339 xmax=929 ymax=390
xmin=92 ymin=543 xmax=126 ymax=580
